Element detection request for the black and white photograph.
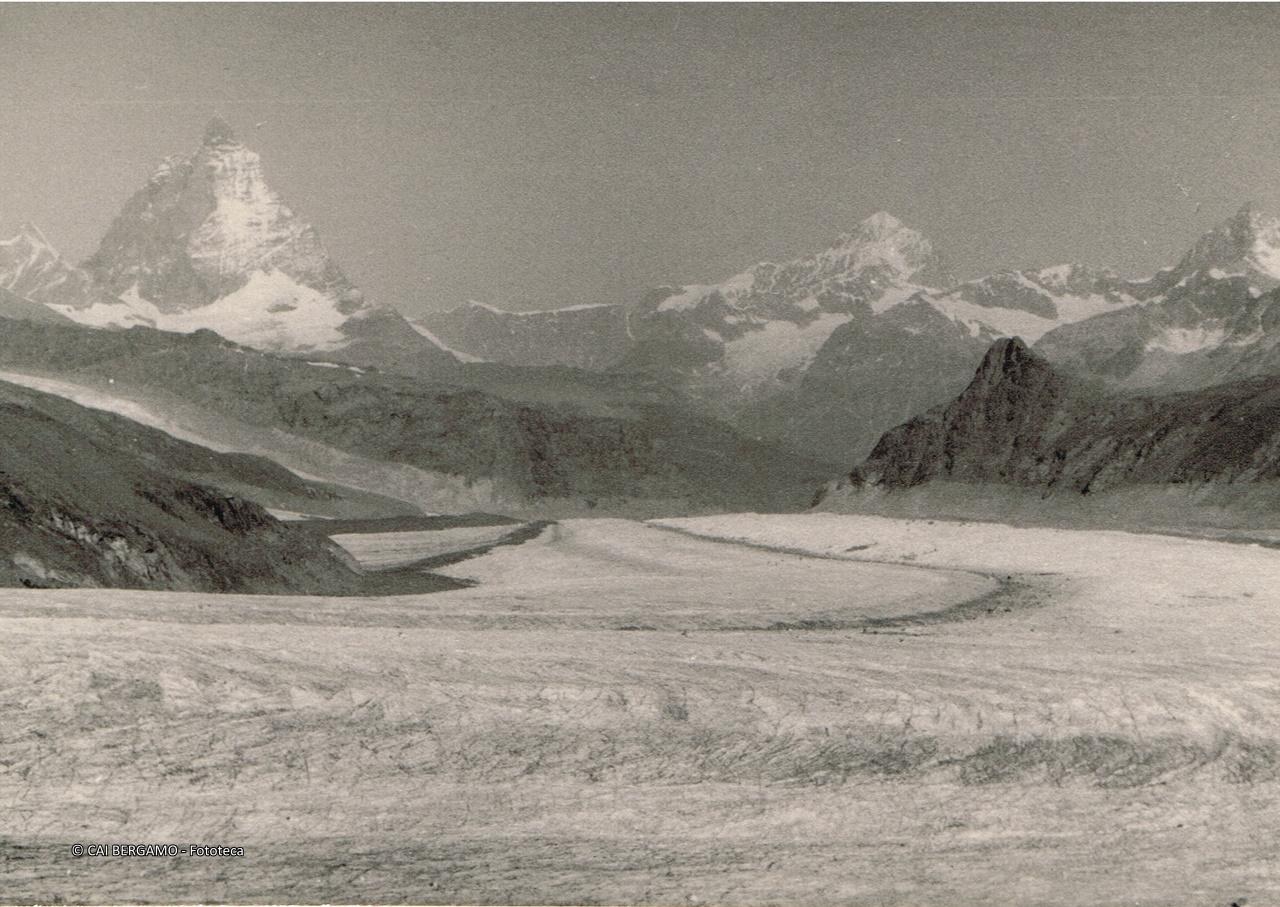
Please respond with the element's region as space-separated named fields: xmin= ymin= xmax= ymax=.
xmin=1 ymin=2 xmax=1279 ymax=904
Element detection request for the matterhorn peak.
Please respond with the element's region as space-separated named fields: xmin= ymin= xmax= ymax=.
xmin=202 ymin=115 xmax=239 ymax=148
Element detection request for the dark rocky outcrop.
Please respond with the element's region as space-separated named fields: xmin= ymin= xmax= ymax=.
xmin=0 ymin=381 xmax=365 ymax=592
xmin=831 ymin=337 xmax=1280 ymax=502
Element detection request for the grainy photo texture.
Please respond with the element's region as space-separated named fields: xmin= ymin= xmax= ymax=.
xmin=1 ymin=3 xmax=1278 ymax=905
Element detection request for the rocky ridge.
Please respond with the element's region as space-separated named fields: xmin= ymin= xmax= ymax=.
xmin=827 ymin=337 xmax=1280 ymax=500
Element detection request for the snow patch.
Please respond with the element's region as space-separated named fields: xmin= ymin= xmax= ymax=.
xmin=147 ymin=270 xmax=345 ymax=350
xmin=1253 ymin=229 xmax=1280 ymax=280
xmin=925 ymin=286 xmax=1135 ymax=343
xmin=1144 ymin=326 xmax=1228 ymax=355
xmin=407 ymin=321 xmax=486 ymax=363
xmin=305 ymin=361 xmax=366 ymax=374
xmin=48 ymin=284 xmax=160 ymax=328
xmin=869 ymin=284 xmax=926 ymax=315
xmin=720 ymin=314 xmax=849 ymax=385
xmin=926 ymin=295 xmax=1060 ymax=342
xmin=657 ymin=285 xmax=715 ymax=312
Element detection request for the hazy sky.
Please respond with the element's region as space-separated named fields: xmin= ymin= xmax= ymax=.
xmin=3 ymin=4 xmax=1280 ymax=314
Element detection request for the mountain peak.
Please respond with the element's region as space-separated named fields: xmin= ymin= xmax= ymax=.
xmin=202 ymin=115 xmax=238 ymax=147
xmin=856 ymin=210 xmax=905 ymax=236
xmin=830 ymin=211 xmax=912 ymax=249
xmin=1170 ymin=202 xmax=1280 ymax=286
xmin=77 ymin=116 xmax=380 ymax=347
xmin=820 ymin=211 xmax=952 ymax=287
xmin=959 ymin=336 xmax=1064 ymax=405
xmin=974 ymin=336 xmax=1033 ymax=380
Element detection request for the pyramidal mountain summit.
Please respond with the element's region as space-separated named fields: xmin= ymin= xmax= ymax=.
xmin=3 ymin=117 xmax=1280 ymax=459
xmin=0 ymin=118 xmax=454 ymax=367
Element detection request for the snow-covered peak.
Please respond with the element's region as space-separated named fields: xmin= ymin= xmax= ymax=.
xmin=0 ymin=222 xmax=109 ymax=310
xmin=86 ymin=118 xmax=367 ymax=322
xmin=1 ymin=224 xmax=60 ymax=298
xmin=838 ymin=211 xmax=905 ymax=242
xmin=1168 ymin=202 xmax=1280 ymax=289
xmin=38 ymin=119 xmax=456 ymax=366
xmin=804 ymin=212 xmax=953 ymax=295
xmin=821 ymin=211 xmax=941 ymax=281
xmin=0 ymin=224 xmax=56 ymax=291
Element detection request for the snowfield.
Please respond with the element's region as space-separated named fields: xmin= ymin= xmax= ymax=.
xmin=1 ymin=515 xmax=1278 ymax=904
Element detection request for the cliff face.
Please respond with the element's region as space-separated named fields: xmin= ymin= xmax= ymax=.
xmin=847 ymin=338 xmax=1072 ymax=489
xmin=838 ymin=337 xmax=1280 ymax=499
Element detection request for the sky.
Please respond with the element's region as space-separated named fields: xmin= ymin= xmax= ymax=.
xmin=2 ymin=3 xmax=1280 ymax=315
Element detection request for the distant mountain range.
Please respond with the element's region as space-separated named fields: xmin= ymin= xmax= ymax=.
xmin=419 ymin=206 xmax=1280 ymax=462
xmin=4 ymin=117 xmax=1280 ymax=528
xmin=1037 ymin=205 xmax=1280 ymax=391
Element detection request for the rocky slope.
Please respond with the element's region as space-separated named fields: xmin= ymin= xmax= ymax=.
xmin=0 ymin=287 xmax=73 ymax=325
xmin=1036 ymin=205 xmax=1280 ymax=391
xmin=0 ymin=317 xmax=835 ymax=512
xmin=0 ymin=379 xmax=366 ymax=592
xmin=0 ymin=119 xmax=457 ymax=372
xmin=823 ymin=337 xmax=1280 ymax=503
xmin=414 ymin=301 xmax=631 ymax=370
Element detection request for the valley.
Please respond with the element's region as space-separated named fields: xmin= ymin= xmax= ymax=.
xmin=1 ymin=514 xmax=1276 ymax=905
xmin=3 ymin=16 xmax=1280 ymax=904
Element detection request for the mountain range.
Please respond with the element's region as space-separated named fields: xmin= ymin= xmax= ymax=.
xmin=4 ymin=117 xmax=1280 ymax=548
xmin=420 ymin=206 xmax=1280 ymax=462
